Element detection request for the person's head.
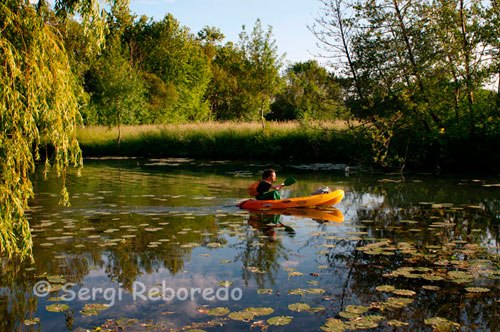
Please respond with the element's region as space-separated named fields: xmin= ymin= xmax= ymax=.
xmin=262 ymin=169 xmax=276 ymax=182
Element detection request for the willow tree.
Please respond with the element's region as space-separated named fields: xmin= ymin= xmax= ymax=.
xmin=0 ymin=0 xmax=108 ymax=259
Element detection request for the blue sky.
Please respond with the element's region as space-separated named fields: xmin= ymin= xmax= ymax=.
xmin=128 ymin=0 xmax=323 ymax=66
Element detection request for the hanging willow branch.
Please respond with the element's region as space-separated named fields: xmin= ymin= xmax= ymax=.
xmin=0 ymin=0 xmax=108 ymax=259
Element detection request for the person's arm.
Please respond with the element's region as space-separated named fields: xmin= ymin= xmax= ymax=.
xmin=271 ymin=183 xmax=284 ymax=190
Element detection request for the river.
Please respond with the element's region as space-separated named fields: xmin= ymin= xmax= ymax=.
xmin=2 ymin=158 xmax=500 ymax=331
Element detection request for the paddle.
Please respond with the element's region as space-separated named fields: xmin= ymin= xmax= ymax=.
xmin=282 ymin=176 xmax=296 ymax=187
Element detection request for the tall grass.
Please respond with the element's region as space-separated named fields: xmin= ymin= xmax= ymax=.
xmin=77 ymin=121 xmax=370 ymax=163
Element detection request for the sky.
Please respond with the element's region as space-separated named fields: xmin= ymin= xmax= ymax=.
xmin=128 ymin=0 xmax=324 ymax=66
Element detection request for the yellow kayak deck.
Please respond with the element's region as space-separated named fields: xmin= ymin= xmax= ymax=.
xmin=238 ymin=189 xmax=344 ymax=210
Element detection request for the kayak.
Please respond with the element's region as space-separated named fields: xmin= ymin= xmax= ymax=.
xmin=238 ymin=189 xmax=344 ymax=210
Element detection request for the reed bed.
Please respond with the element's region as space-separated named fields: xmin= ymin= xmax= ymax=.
xmin=77 ymin=121 xmax=370 ymax=162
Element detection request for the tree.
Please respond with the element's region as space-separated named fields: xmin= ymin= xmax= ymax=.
xmin=84 ymin=0 xmax=147 ymax=144
xmin=0 ymin=0 xmax=109 ymax=258
xmin=269 ymin=60 xmax=345 ymax=121
xmin=239 ymin=19 xmax=284 ymax=126
xmin=310 ymin=0 xmax=365 ymax=101
xmin=133 ymin=14 xmax=212 ymax=122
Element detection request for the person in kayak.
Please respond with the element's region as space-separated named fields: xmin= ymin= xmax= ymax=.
xmin=256 ymin=169 xmax=284 ymax=200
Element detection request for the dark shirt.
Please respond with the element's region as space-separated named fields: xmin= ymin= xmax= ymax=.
xmin=256 ymin=180 xmax=272 ymax=194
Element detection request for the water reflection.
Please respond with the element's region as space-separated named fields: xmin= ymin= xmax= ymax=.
xmin=0 ymin=159 xmax=499 ymax=331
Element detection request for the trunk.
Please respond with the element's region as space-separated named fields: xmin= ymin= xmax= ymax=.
xmin=447 ymin=55 xmax=461 ymax=123
xmin=260 ymin=98 xmax=265 ymax=128
xmin=117 ymin=113 xmax=121 ymax=150
xmin=459 ymin=0 xmax=475 ymax=136
xmin=334 ymin=0 xmax=364 ymax=101
xmin=497 ymin=70 xmax=500 ymax=109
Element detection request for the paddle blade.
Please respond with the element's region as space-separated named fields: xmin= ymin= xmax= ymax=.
xmin=283 ymin=176 xmax=296 ymax=186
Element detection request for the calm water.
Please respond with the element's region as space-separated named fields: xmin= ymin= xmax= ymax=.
xmin=2 ymin=158 xmax=500 ymax=331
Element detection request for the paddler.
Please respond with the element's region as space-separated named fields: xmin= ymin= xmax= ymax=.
xmin=255 ymin=169 xmax=283 ymax=200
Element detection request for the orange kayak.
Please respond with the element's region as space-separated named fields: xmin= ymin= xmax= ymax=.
xmin=238 ymin=189 xmax=344 ymax=210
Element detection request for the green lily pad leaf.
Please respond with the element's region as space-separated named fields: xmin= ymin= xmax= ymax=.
xmin=219 ymin=281 xmax=233 ymax=287
xmin=288 ymin=271 xmax=303 ymax=278
xmin=346 ymin=305 xmax=368 ymax=314
xmin=321 ymin=318 xmax=346 ymax=332
xmin=310 ymin=307 xmax=326 ymax=312
xmin=422 ymin=285 xmax=441 ymax=291
xmin=247 ymin=266 xmax=265 ymax=273
xmin=246 ymin=307 xmax=274 ymax=316
xmin=48 ymin=296 xmax=64 ymax=302
xmin=393 ymin=289 xmax=416 ymax=296
xmin=288 ymin=302 xmax=310 ymax=312
xmin=207 ymin=307 xmax=229 ymax=316
xmin=317 ymin=265 xmax=328 ymax=269
xmin=283 ymin=267 xmax=296 ymax=272
xmin=465 ymin=287 xmax=489 ymax=293
xmin=219 ymin=260 xmax=232 ymax=264
xmin=267 ymin=316 xmax=293 ymax=326
xmin=424 ymin=317 xmax=460 ymax=329
xmin=339 ymin=311 xmax=359 ymax=319
xmin=345 ymin=315 xmax=383 ymax=329
xmin=288 ymin=288 xmax=305 ymax=295
xmin=46 ymin=303 xmax=69 ymax=312
xmin=376 ymin=285 xmax=395 ymax=292
xmin=388 ymin=320 xmax=409 ymax=327
xmin=307 ymin=280 xmax=320 ymax=285
xmin=228 ymin=311 xmax=255 ymax=321
xmin=307 ymin=288 xmax=325 ymax=294
xmin=24 ymin=318 xmax=40 ymax=326
xmin=257 ymin=289 xmax=273 ymax=295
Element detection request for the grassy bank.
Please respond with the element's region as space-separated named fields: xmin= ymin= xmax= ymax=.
xmin=77 ymin=121 xmax=372 ymax=164
xmin=76 ymin=121 xmax=500 ymax=171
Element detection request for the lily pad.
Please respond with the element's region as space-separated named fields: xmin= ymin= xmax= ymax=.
xmin=376 ymin=285 xmax=395 ymax=292
xmin=288 ymin=302 xmax=310 ymax=312
xmin=307 ymin=288 xmax=325 ymax=294
xmin=257 ymin=289 xmax=273 ymax=295
xmin=24 ymin=318 xmax=40 ymax=326
xmin=288 ymin=271 xmax=303 ymax=278
xmin=393 ymin=289 xmax=416 ymax=296
xmin=465 ymin=287 xmax=489 ymax=293
xmin=345 ymin=305 xmax=368 ymax=314
xmin=228 ymin=311 xmax=255 ymax=321
xmin=46 ymin=303 xmax=69 ymax=312
xmin=424 ymin=317 xmax=460 ymax=329
xmin=267 ymin=316 xmax=293 ymax=326
xmin=219 ymin=281 xmax=233 ymax=287
xmin=206 ymin=307 xmax=229 ymax=316
xmin=320 ymin=318 xmax=346 ymax=332
xmin=246 ymin=307 xmax=274 ymax=316
xmin=387 ymin=320 xmax=409 ymax=327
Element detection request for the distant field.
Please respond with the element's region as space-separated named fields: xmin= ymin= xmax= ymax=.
xmin=76 ymin=121 xmax=368 ymax=163
xmin=77 ymin=121 xmax=354 ymax=143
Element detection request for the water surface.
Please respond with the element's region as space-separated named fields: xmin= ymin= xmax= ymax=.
xmin=2 ymin=158 xmax=500 ymax=331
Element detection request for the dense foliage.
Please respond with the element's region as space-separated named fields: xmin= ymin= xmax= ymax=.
xmin=311 ymin=0 xmax=500 ymax=169
xmin=0 ymin=0 xmax=108 ymax=258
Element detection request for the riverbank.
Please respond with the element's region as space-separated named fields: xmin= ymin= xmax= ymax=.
xmin=76 ymin=122 xmax=500 ymax=172
xmin=77 ymin=122 xmax=372 ymax=164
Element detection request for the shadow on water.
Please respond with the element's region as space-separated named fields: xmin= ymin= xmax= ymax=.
xmin=0 ymin=158 xmax=499 ymax=331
